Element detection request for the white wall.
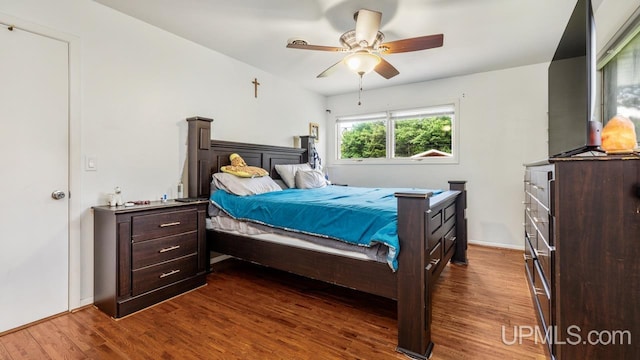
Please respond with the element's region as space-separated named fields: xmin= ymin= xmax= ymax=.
xmin=326 ymin=64 xmax=549 ymax=249
xmin=0 ymin=0 xmax=326 ymax=306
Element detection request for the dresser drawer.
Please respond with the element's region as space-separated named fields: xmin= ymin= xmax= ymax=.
xmin=533 ymin=262 xmax=552 ymax=343
xmin=532 ymin=211 xmax=551 ymax=246
xmin=530 ymin=168 xmax=552 ymax=209
xmin=535 ymin=235 xmax=554 ymax=283
xmin=131 ymin=209 xmax=197 ymax=242
xmin=524 ymin=209 xmax=537 ymax=249
xmin=131 ymin=254 xmax=197 ymax=296
xmin=132 ymin=232 xmax=197 ymax=270
xmin=525 ymin=233 xmax=536 ymax=275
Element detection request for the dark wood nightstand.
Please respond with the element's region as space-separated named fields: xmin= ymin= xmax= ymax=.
xmin=93 ymin=200 xmax=208 ymax=318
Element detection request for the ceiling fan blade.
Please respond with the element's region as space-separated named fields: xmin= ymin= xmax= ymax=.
xmin=355 ymin=9 xmax=381 ymax=46
xmin=286 ymin=43 xmax=343 ymax=52
xmin=382 ymin=34 xmax=444 ymax=54
xmin=373 ymin=58 xmax=400 ymax=79
xmin=374 ymin=58 xmax=399 ymax=79
xmin=317 ymin=60 xmax=344 ymax=78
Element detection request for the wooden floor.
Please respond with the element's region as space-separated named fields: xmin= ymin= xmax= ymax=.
xmin=0 ymin=245 xmax=546 ymax=360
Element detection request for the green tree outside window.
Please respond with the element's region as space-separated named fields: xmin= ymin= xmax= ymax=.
xmin=339 ymin=116 xmax=452 ymax=159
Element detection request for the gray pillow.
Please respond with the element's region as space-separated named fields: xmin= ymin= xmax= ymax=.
xmin=273 ymin=179 xmax=288 ymax=189
xmin=212 ymin=173 xmax=282 ymax=196
xmin=274 ymin=163 xmax=312 ymax=188
xmin=295 ymin=170 xmax=328 ymax=189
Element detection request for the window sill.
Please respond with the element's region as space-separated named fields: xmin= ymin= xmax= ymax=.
xmin=330 ymin=157 xmax=459 ymax=165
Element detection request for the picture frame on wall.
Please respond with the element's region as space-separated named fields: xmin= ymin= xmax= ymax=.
xmin=309 ymin=122 xmax=319 ymax=142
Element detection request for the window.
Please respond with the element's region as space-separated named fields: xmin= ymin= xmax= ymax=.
xmin=336 ymin=103 xmax=457 ymax=163
xmin=601 ymin=13 xmax=640 ymax=144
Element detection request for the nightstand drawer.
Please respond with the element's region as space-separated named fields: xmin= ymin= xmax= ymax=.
xmin=132 ymin=232 xmax=197 ymax=270
xmin=131 ymin=254 xmax=197 ymax=296
xmin=131 ymin=209 xmax=197 ymax=242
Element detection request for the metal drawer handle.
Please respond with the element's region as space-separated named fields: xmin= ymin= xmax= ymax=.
xmin=523 ymin=254 xmax=532 ymax=261
xmin=159 ymin=245 xmax=180 ymax=253
xmin=534 ymin=249 xmax=547 ymax=258
xmin=534 ymin=287 xmax=546 ymax=296
xmin=533 ymin=216 xmax=547 ymax=224
xmin=159 ymin=221 xmax=181 ymax=228
xmin=159 ymin=269 xmax=180 ymax=278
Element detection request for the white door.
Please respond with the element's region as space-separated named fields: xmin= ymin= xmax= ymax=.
xmin=0 ymin=25 xmax=69 ymax=332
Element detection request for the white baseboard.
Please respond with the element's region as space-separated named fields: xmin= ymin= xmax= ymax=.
xmin=71 ymin=297 xmax=94 ymax=311
xmin=79 ymin=297 xmax=94 ymax=307
xmin=468 ymin=239 xmax=524 ymax=251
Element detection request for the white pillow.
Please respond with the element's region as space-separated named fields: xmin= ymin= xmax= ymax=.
xmin=212 ymin=173 xmax=282 ymax=196
xmin=274 ymin=163 xmax=312 ymax=188
xmin=295 ymin=170 xmax=328 ymax=189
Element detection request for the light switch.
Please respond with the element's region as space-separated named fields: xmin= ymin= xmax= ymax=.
xmin=86 ymin=156 xmax=97 ymax=171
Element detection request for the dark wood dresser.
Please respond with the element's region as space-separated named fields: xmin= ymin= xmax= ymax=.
xmin=524 ymin=156 xmax=640 ymax=359
xmin=93 ymin=200 xmax=208 ymax=318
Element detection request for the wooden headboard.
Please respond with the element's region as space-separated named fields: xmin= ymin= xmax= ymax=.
xmin=187 ymin=117 xmax=307 ymax=198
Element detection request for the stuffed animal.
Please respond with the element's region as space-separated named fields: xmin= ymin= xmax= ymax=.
xmin=601 ymin=115 xmax=638 ymax=153
xmin=221 ymin=153 xmax=269 ymax=178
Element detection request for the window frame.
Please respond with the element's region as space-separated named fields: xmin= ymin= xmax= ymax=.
xmin=598 ymin=5 xmax=640 ymax=144
xmin=333 ymin=100 xmax=459 ymax=165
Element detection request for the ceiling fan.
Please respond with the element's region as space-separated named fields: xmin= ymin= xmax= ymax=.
xmin=286 ymin=8 xmax=444 ymax=80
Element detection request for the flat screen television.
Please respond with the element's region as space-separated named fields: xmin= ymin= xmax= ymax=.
xmin=548 ymin=0 xmax=601 ymax=158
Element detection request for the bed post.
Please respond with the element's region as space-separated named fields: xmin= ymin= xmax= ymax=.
xmin=186 ymin=116 xmax=213 ymax=198
xmin=448 ymin=181 xmax=468 ymax=264
xmin=394 ymin=191 xmax=434 ymax=360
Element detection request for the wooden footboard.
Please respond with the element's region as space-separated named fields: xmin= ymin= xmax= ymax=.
xmin=395 ymin=181 xmax=467 ymax=359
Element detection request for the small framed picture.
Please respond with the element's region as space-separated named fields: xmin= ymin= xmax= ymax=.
xmin=309 ymin=122 xmax=319 ymax=142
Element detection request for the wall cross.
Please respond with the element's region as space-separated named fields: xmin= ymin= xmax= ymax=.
xmin=252 ymin=78 xmax=260 ymax=98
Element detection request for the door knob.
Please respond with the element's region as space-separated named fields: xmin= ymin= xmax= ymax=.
xmin=51 ymin=190 xmax=66 ymax=200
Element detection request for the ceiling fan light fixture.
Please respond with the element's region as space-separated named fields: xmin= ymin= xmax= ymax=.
xmin=344 ymin=52 xmax=381 ymax=75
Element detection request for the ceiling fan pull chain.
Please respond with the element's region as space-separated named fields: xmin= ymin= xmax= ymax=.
xmin=358 ymin=74 xmax=363 ymax=105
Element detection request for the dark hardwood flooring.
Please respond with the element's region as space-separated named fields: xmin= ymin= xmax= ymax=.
xmin=0 ymin=245 xmax=546 ymax=359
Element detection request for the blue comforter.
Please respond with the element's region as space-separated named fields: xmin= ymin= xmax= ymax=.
xmin=210 ymin=186 xmax=442 ymax=271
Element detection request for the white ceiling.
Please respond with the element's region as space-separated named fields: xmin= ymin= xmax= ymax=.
xmin=93 ymin=0 xmax=590 ymax=96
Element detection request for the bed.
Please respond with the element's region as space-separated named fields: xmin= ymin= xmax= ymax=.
xmin=186 ymin=117 xmax=468 ymax=359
